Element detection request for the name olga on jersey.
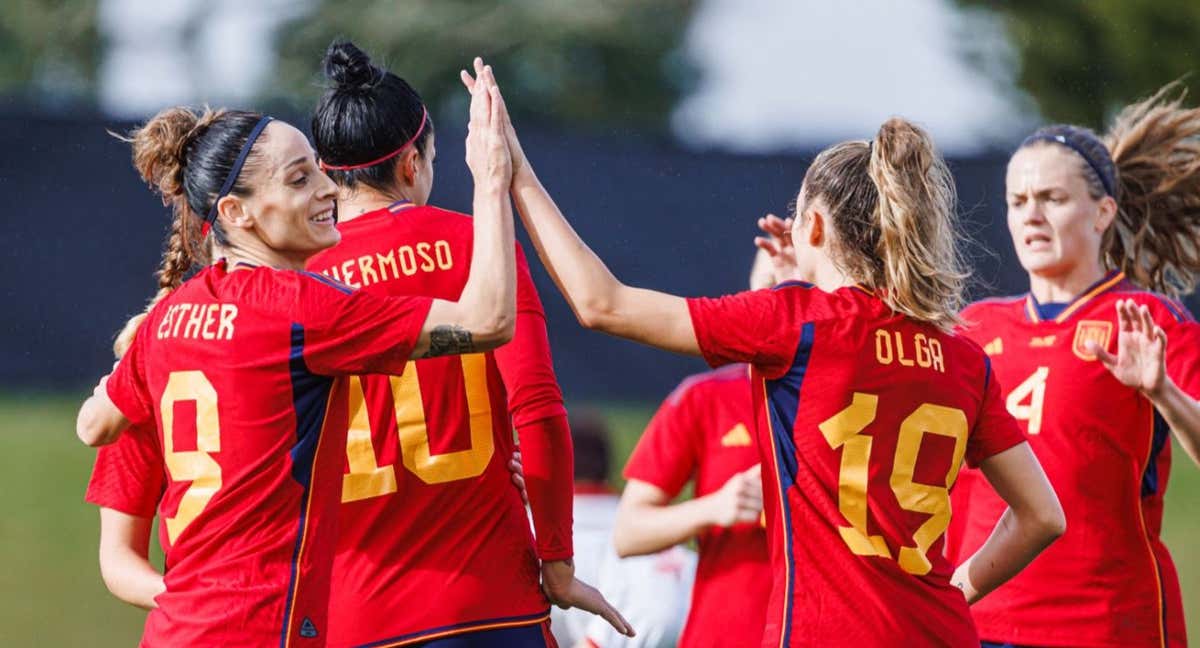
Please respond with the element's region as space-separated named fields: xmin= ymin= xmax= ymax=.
xmin=317 ymin=239 xmax=454 ymax=289
xmin=874 ymin=328 xmax=945 ymax=373
xmin=156 ymin=303 xmax=239 ymax=341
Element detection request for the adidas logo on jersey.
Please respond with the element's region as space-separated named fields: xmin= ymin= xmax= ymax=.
xmin=1029 ymin=335 xmax=1057 ymax=347
xmin=721 ymin=423 xmax=752 ymax=447
xmin=299 ymin=618 xmax=319 ymax=639
xmin=983 ymin=338 xmax=1003 ymax=356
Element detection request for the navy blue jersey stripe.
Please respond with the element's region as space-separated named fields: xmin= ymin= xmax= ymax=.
xmin=280 ymin=323 xmax=334 ymax=647
xmin=772 ymin=279 xmax=814 ymax=292
xmin=1141 ymin=410 xmax=1170 ymax=497
xmin=355 ymin=609 xmax=551 ymax=648
xmin=302 ymin=270 xmax=354 ymax=295
xmin=764 ymin=321 xmax=815 ymax=648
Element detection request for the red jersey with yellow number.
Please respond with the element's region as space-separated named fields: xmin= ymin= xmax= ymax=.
xmin=624 ymin=364 xmax=770 ymax=648
xmin=686 ymin=282 xmax=1026 ymax=648
xmin=102 ymin=260 xmax=431 ymax=648
xmin=946 ymin=271 xmax=1200 ymax=648
xmin=306 ymin=204 xmax=566 ymax=647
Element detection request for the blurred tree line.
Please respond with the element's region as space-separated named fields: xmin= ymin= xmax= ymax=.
xmin=956 ymin=0 xmax=1200 ymax=130
xmin=0 ymin=0 xmax=99 ymax=105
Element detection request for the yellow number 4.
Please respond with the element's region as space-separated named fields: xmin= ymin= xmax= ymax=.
xmin=1005 ymin=367 xmax=1049 ymax=435
xmin=819 ymin=392 xmax=967 ymax=575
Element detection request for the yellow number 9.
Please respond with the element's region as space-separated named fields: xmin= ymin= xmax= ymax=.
xmin=891 ymin=404 xmax=967 ymax=575
xmin=161 ymin=370 xmax=223 ymax=543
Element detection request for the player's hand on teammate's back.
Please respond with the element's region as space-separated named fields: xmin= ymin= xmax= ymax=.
xmin=507 ymin=449 xmax=528 ymax=506
xmin=1088 ymin=299 xmax=1169 ymax=396
xmin=462 ymin=57 xmax=511 ymax=191
xmin=460 ymin=58 xmax=528 ymax=177
xmin=541 ymin=559 xmax=635 ymax=638
xmin=708 ymin=463 xmax=763 ymax=528
xmin=754 ymin=213 xmax=802 ymax=283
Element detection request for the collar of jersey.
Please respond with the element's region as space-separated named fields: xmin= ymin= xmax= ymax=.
xmin=1024 ymin=270 xmax=1125 ymax=324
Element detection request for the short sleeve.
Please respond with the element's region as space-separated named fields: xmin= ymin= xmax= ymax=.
xmin=965 ymin=360 xmax=1027 ymax=468
xmin=106 ymin=326 xmax=154 ymax=426
xmin=1166 ymin=320 xmax=1200 ymax=400
xmin=84 ymin=422 xmax=165 ymax=518
xmin=292 ymin=272 xmax=433 ymax=377
xmin=623 ymin=381 xmax=700 ymax=498
xmin=686 ymin=286 xmax=805 ymax=379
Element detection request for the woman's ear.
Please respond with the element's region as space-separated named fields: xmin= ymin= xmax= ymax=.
xmin=216 ymin=195 xmax=253 ymax=231
xmin=393 ymin=148 xmax=421 ymax=187
xmin=806 ymin=209 xmax=826 ymax=247
xmin=1094 ymin=194 xmax=1118 ymax=233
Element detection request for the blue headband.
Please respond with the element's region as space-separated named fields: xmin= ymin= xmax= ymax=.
xmin=203 ymin=115 xmax=274 ymax=234
xmin=1020 ymin=130 xmax=1116 ymax=197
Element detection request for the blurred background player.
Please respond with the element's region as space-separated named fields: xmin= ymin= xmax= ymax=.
xmin=612 ymin=251 xmax=774 ymax=648
xmin=551 ymin=409 xmax=697 ymax=648
xmin=306 ymin=44 xmax=629 ymax=647
xmin=947 ymin=84 xmax=1200 ymax=648
xmin=473 ymin=60 xmax=1069 ymax=640
xmin=76 ymin=74 xmax=516 ymax=645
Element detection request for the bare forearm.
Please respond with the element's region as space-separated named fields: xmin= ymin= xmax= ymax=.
xmin=613 ymin=496 xmax=713 ymax=558
xmin=461 ymin=184 xmax=516 ymax=343
xmin=99 ymin=549 xmax=164 ymax=610
xmin=77 ymin=393 xmax=128 ymax=447
xmin=956 ymin=507 xmax=1058 ymax=603
xmin=1149 ymin=377 xmax=1200 ymax=466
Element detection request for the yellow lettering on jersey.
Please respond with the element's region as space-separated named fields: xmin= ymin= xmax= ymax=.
xmin=157 ymin=303 xmax=238 ymax=341
xmin=416 ymin=242 xmax=436 ymax=272
xmin=1029 ymin=335 xmax=1056 ymax=348
xmin=721 ymin=423 xmax=752 ymax=447
xmin=435 ymin=240 xmax=454 ymax=269
xmin=314 ymin=241 xmax=455 ymax=289
xmin=983 ymin=337 xmax=1003 ymax=356
xmin=376 ymin=250 xmax=398 ymax=282
xmin=875 ymin=329 xmax=944 ymax=372
xmin=1072 ymin=320 xmax=1113 ymax=361
xmin=340 ymin=259 xmax=359 ymax=288
xmin=357 ymin=255 xmax=379 ymax=286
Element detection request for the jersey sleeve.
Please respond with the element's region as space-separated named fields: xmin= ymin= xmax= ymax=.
xmin=1165 ymin=319 xmax=1200 ymax=400
xmin=105 ymin=323 xmax=154 ymax=426
xmin=84 ymin=422 xmax=165 ymax=517
xmin=494 ymin=245 xmax=567 ymax=426
xmin=291 ymin=272 xmax=433 ymax=377
xmin=623 ymin=380 xmax=700 ymax=498
xmin=965 ymin=359 xmax=1027 ymax=468
xmin=686 ymin=285 xmax=808 ymax=379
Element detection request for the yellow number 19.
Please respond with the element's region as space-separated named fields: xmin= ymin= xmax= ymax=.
xmin=819 ymin=392 xmax=967 ymax=575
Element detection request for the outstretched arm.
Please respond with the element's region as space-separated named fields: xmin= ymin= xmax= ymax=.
xmin=1088 ymin=299 xmax=1200 ymax=466
xmin=614 ymin=469 xmax=762 ymax=557
xmin=461 ymin=62 xmax=699 ymax=357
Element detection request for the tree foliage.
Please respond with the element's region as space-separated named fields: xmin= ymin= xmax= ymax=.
xmin=0 ymin=0 xmax=99 ymax=104
xmin=956 ymin=0 xmax=1200 ymax=130
xmin=273 ymin=0 xmax=697 ymax=132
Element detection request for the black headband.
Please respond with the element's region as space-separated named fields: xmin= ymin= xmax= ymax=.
xmin=203 ymin=115 xmax=274 ymax=234
xmin=1020 ymin=130 xmax=1116 ymax=197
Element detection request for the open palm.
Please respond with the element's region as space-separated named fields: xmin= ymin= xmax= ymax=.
xmin=1090 ymin=299 xmax=1167 ymax=395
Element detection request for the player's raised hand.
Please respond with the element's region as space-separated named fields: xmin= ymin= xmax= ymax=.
xmin=541 ymin=560 xmax=635 ymax=638
xmin=461 ymin=58 xmax=528 ymax=177
xmin=708 ymin=463 xmax=763 ymax=527
xmin=1087 ymin=299 xmax=1168 ymax=396
xmin=754 ymin=213 xmax=801 ymax=282
xmin=462 ymin=58 xmax=511 ymax=190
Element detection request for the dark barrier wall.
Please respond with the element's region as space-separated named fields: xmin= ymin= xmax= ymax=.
xmin=3 ymin=114 xmax=1194 ymax=400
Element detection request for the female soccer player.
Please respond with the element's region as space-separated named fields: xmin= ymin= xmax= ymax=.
xmin=470 ymin=59 xmax=1066 ymax=644
xmin=304 ymin=42 xmax=629 ymax=647
xmin=76 ymin=66 xmax=517 ymax=646
xmin=946 ymin=85 xmax=1200 ymax=648
xmin=612 ymin=256 xmax=773 ymax=648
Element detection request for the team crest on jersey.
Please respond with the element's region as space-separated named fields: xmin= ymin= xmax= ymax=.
xmin=1072 ymin=320 xmax=1113 ymax=361
xmin=721 ymin=423 xmax=752 ymax=447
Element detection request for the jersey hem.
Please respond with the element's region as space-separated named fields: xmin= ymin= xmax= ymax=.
xmin=352 ymin=609 xmax=552 ymax=647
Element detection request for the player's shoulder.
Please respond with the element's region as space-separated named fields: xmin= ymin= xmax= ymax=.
xmin=961 ymin=293 xmax=1027 ymax=319
xmin=665 ymin=364 xmax=749 ymax=406
xmin=1108 ymin=285 xmax=1197 ymax=324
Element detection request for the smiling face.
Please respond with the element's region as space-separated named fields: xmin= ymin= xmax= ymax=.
xmin=221 ymin=122 xmax=340 ymax=266
xmin=1005 ymin=144 xmax=1115 ymax=283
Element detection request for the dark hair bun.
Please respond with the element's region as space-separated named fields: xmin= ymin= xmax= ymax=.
xmin=324 ymin=39 xmax=377 ymax=90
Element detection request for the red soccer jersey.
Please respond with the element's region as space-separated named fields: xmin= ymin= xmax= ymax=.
xmin=102 ymin=261 xmax=431 ymax=647
xmin=946 ymin=271 xmax=1200 ymax=648
xmin=305 ymin=203 xmax=570 ymax=647
xmin=624 ymin=364 xmax=770 ymax=648
xmin=86 ymin=422 xmax=165 ymax=518
xmin=686 ymin=282 xmax=1026 ymax=648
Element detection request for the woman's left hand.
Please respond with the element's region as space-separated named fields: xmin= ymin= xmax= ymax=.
xmin=1088 ymin=299 xmax=1168 ymax=397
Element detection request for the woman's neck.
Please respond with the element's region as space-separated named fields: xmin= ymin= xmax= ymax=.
xmin=1028 ymin=258 xmax=1108 ymax=303
xmin=218 ymin=241 xmax=307 ymax=271
xmin=810 ymin=256 xmax=855 ymax=293
xmin=337 ymin=186 xmax=415 ymax=224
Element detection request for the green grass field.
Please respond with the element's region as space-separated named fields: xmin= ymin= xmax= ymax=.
xmin=2 ymin=394 xmax=1197 ymax=645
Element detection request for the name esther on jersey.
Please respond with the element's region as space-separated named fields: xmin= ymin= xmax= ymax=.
xmin=874 ymin=328 xmax=945 ymax=372
xmin=317 ymin=239 xmax=454 ymax=289
xmin=156 ymin=303 xmax=239 ymax=341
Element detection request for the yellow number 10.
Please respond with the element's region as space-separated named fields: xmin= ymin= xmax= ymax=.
xmin=819 ymin=392 xmax=967 ymax=575
xmin=342 ymin=353 xmax=496 ymax=503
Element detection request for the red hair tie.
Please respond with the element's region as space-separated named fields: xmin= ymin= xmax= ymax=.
xmin=319 ymin=106 xmax=428 ymax=172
